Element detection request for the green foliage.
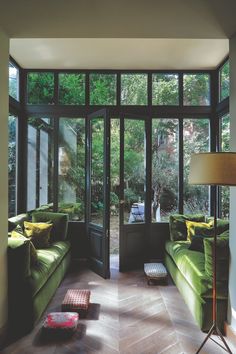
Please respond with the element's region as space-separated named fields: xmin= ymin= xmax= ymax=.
xmin=183 ymin=119 xmax=210 ymax=214
xmin=124 ymin=188 xmax=139 ymax=208
xmin=90 ymin=74 xmax=116 ymax=105
xmin=152 ymin=74 xmax=179 ymax=105
xmin=110 ymin=192 xmax=119 ymax=206
xmin=9 ymin=63 xmax=18 ymax=100
xmin=220 ymin=61 xmax=229 ymax=101
xmin=152 ymin=119 xmax=178 ymax=219
xmin=59 ymin=73 xmax=85 ymax=105
xmin=183 ymin=74 xmax=210 ymax=106
xmin=28 ymin=72 xmax=54 ymax=104
xmin=121 ymin=74 xmax=147 ymax=105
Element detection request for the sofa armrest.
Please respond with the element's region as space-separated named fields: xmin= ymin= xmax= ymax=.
xmin=8 ymin=237 xmax=31 ymax=282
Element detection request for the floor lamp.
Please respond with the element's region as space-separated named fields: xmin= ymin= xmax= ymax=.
xmin=189 ymin=152 xmax=236 ymax=354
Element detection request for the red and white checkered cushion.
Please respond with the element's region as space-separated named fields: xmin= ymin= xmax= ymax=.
xmin=42 ymin=312 xmax=78 ymax=334
xmin=62 ymin=289 xmax=91 ymax=312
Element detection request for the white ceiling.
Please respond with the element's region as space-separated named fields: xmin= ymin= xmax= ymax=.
xmin=1 ymin=0 xmax=234 ymax=69
xmin=10 ymin=38 xmax=229 ymax=70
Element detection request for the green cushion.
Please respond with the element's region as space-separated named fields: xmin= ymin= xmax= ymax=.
xmin=8 ymin=213 xmax=30 ymax=229
xmin=8 ymin=220 xmax=16 ymax=232
xmin=30 ymin=241 xmax=70 ymax=297
xmin=165 ymin=240 xmax=228 ymax=298
xmin=206 ymin=217 xmax=229 ymax=235
xmin=204 ymin=234 xmax=229 ymax=281
xmin=11 ymin=229 xmax=38 ymax=266
xmin=169 ymin=214 xmax=205 ymax=241
xmin=8 ymin=237 xmax=31 ymax=279
xmin=188 ymin=219 xmax=229 ymax=239
xmin=32 ymin=212 xmax=68 ymax=242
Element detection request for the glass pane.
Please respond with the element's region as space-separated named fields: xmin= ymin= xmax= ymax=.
xmin=152 ymin=119 xmax=179 ymax=222
xmin=27 ymin=124 xmax=37 ymax=210
xmin=58 ymin=118 xmax=85 ymax=221
xmin=183 ymin=119 xmax=210 ymax=214
xmin=59 ymin=73 xmax=85 ymax=105
xmin=121 ymin=74 xmax=147 ymax=105
xmin=90 ymin=74 xmax=116 ymax=105
xmin=152 ymin=74 xmax=179 ymax=105
xmin=220 ymin=61 xmax=230 ymax=101
xmin=220 ymin=113 xmax=230 ymax=219
xmin=8 ymin=115 xmax=18 ymax=216
xmin=27 ymin=118 xmax=54 ymax=211
xmin=124 ymin=119 xmax=146 ymax=224
xmin=39 ymin=130 xmax=49 ymax=206
xmin=110 ymin=119 xmax=120 ymax=254
xmin=183 ymin=74 xmax=210 ymax=106
xmin=27 ymin=72 xmax=54 ymax=104
xmin=9 ymin=62 xmax=19 ymax=100
xmin=90 ymin=118 xmax=104 ymax=226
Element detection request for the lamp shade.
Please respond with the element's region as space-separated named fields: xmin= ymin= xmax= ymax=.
xmin=189 ymin=152 xmax=236 ymax=186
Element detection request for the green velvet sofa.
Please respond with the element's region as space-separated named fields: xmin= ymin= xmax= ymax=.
xmin=164 ymin=214 xmax=229 ymax=332
xmin=7 ymin=211 xmax=71 ymax=336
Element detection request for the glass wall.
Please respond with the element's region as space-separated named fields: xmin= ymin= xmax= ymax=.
xmin=152 ymin=74 xmax=179 ymax=105
xmin=121 ymin=74 xmax=148 ymax=105
xmin=124 ymin=119 xmax=146 ymax=223
xmin=8 ymin=115 xmax=18 ymax=216
xmin=59 ymin=73 xmax=85 ymax=105
xmin=27 ymin=72 xmax=54 ymax=104
xmin=58 ymin=118 xmax=85 ymax=220
xmin=90 ymin=74 xmax=116 ymax=105
xmin=220 ymin=61 xmax=229 ymax=102
xmin=9 ymin=62 xmax=19 ymax=100
xmin=27 ymin=117 xmax=54 ymax=211
xmin=183 ymin=74 xmax=210 ymax=106
xmin=220 ymin=113 xmax=230 ymax=218
xmin=152 ymin=119 xmax=179 ymax=221
xmin=183 ymin=118 xmax=210 ymax=214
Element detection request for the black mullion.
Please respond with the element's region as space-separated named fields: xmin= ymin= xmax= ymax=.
xmin=179 ymin=73 xmax=183 ymax=107
xmin=116 ymin=73 xmax=121 ymax=106
xmin=179 ymin=118 xmax=184 ymax=214
xmin=85 ymin=73 xmax=90 ymax=107
xmin=53 ymin=117 xmax=59 ymax=212
xmin=148 ymin=73 xmax=152 ymax=107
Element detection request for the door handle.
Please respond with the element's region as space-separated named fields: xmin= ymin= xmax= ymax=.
xmin=120 ymin=200 xmax=125 ymax=205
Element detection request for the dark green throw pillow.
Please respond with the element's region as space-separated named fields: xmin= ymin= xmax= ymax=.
xmin=32 ymin=212 xmax=68 ymax=242
xmin=8 ymin=220 xmax=16 ymax=232
xmin=204 ymin=234 xmax=229 ymax=281
xmin=169 ymin=214 xmax=205 ymax=241
xmin=206 ymin=217 xmax=229 ymax=235
xmin=8 ymin=237 xmax=31 ymax=279
xmin=189 ymin=235 xmax=209 ymax=253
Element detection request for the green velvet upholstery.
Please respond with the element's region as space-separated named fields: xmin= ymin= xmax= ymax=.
xmin=8 ymin=212 xmax=71 ymax=337
xmin=30 ymin=241 xmax=70 ymax=297
xmin=169 ymin=214 xmax=205 ymax=241
xmin=8 ymin=213 xmax=30 ymax=230
xmin=8 ymin=237 xmax=31 ymax=279
xmin=165 ymin=214 xmax=229 ymax=332
xmin=165 ymin=252 xmax=228 ymax=332
xmin=165 ymin=240 xmax=227 ymax=298
xmin=204 ymin=233 xmax=229 ymax=281
xmin=32 ymin=212 xmax=69 ymax=242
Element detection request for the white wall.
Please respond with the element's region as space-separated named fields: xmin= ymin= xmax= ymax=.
xmin=0 ymin=29 xmax=9 ymax=340
xmin=229 ymin=33 xmax=236 ymax=330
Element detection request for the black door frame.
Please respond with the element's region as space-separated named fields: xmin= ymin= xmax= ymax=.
xmin=86 ymin=108 xmax=110 ymax=279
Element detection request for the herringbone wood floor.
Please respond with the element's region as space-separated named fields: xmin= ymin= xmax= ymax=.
xmin=2 ymin=257 xmax=236 ymax=354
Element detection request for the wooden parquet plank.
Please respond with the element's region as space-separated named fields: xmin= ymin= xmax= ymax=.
xmin=2 ymin=259 xmax=236 ymax=354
